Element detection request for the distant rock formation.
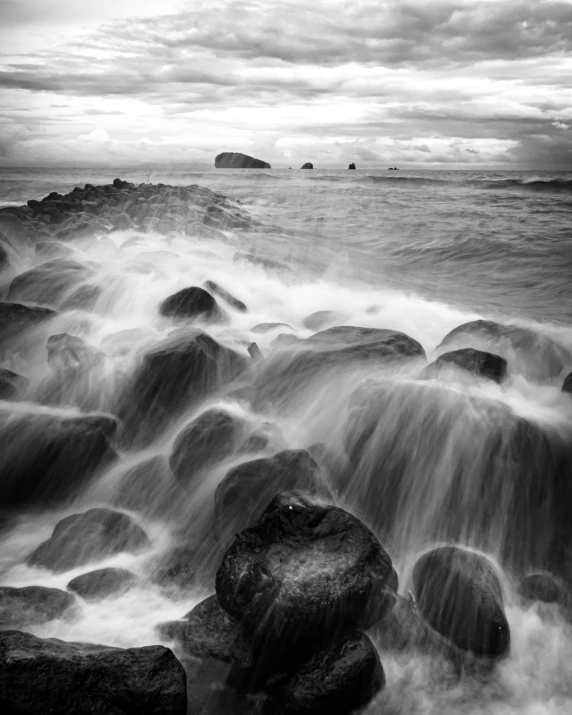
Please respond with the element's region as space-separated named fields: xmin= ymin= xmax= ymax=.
xmin=348 ymin=163 xmax=356 ymax=170
xmin=215 ymin=152 xmax=271 ymax=169
xmin=301 ymin=162 xmax=313 ymax=169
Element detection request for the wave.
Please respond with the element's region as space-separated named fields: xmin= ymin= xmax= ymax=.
xmin=480 ymin=178 xmax=572 ymax=194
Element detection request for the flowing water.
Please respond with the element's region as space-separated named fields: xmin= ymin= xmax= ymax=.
xmin=1 ymin=166 xmax=572 ymax=713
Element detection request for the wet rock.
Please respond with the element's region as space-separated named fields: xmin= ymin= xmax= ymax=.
xmin=67 ymin=567 xmax=137 ymax=601
xmin=150 ymin=545 xmax=200 ymax=591
xmin=0 ymin=242 xmax=9 ymax=272
xmin=233 ymin=252 xmax=291 ymax=273
xmin=0 ymin=368 xmax=27 ymax=400
xmin=273 ymin=632 xmax=384 ymax=715
xmin=518 ymin=572 xmax=571 ymax=606
xmin=7 ymin=258 xmax=95 ymax=307
xmin=47 ymin=332 xmax=105 ymax=371
xmin=27 ymin=508 xmax=151 ymax=573
xmin=216 ymin=492 xmax=398 ymax=664
xmin=35 ymin=240 xmax=76 ymax=260
xmin=214 ymin=450 xmax=321 ymax=544
xmin=437 ymin=319 xmax=569 ymax=381
xmin=300 ymin=163 xmax=314 ymax=170
xmin=252 ymin=322 xmax=294 ymax=333
xmin=0 ymin=410 xmax=118 ymax=508
xmin=0 ymin=586 xmax=78 ymax=628
xmin=412 ymin=546 xmax=510 ymax=658
xmin=0 ymin=301 xmax=57 ymax=342
xmin=204 ymin=280 xmax=247 ymax=312
xmin=112 ymin=455 xmax=183 ymax=517
xmin=159 ymin=286 xmax=222 ymax=321
xmin=0 ymin=630 xmax=187 ymax=715
xmin=117 ymin=328 xmax=249 ymax=445
xmin=60 ymin=283 xmax=102 ymax=311
xmin=348 ymin=163 xmax=356 ymax=169
xmin=302 ymin=311 xmax=345 ymax=331
xmin=215 ymin=152 xmax=271 ymax=169
xmin=562 ymin=372 xmax=572 ymax=393
xmin=420 ymin=348 xmax=507 ymax=384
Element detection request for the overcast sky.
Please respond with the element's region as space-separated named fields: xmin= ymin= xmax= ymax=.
xmin=0 ymin=0 xmax=571 ymax=168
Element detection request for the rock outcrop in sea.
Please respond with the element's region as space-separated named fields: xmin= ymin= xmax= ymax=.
xmin=301 ymin=162 xmax=313 ymax=169
xmin=214 ymin=152 xmax=271 ymax=169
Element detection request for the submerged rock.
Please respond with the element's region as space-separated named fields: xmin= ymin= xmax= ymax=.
xmin=27 ymin=508 xmax=151 ymax=573
xmin=67 ymin=568 xmax=137 ymax=601
xmin=215 ymin=152 xmax=271 ymax=169
xmin=112 ymin=455 xmax=182 ymax=517
xmin=0 ymin=630 xmax=187 ymax=715
xmin=518 ymin=572 xmax=571 ymax=606
xmin=0 ymin=301 xmax=58 ymax=342
xmin=273 ymin=632 xmax=384 ymax=715
xmin=159 ymin=286 xmax=222 ymax=321
xmin=7 ymin=258 xmax=95 ymax=308
xmin=412 ymin=546 xmax=510 ymax=658
xmin=216 ymin=492 xmax=398 ymax=663
xmin=420 ymin=347 xmax=507 ymax=384
xmin=0 ymin=585 xmax=78 ymax=628
xmin=0 ymin=368 xmax=28 ymax=400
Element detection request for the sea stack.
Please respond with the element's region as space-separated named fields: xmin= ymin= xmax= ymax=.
xmin=214 ymin=152 xmax=271 ymax=169
xmin=348 ymin=162 xmax=356 ymax=170
xmin=301 ymin=162 xmax=313 ymax=169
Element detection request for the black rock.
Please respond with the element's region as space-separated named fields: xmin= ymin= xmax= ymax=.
xmin=159 ymin=286 xmax=222 ymax=321
xmin=348 ymin=163 xmax=356 ymax=170
xmin=562 ymin=372 xmax=572 ymax=393
xmin=0 ymin=630 xmax=187 ymax=715
xmin=214 ymin=450 xmax=321 ymax=544
xmin=215 ymin=152 xmax=271 ymax=169
xmin=216 ymin=492 xmax=398 ymax=663
xmin=67 ymin=568 xmax=137 ymax=601
xmin=112 ymin=455 xmax=183 ymax=517
xmin=0 ymin=410 xmax=118 ymax=508
xmin=0 ymin=241 xmax=9 ymax=272
xmin=0 ymin=368 xmax=27 ymax=400
xmin=518 ymin=572 xmax=571 ymax=606
xmin=27 ymin=508 xmax=151 ymax=573
xmin=420 ymin=348 xmax=507 ymax=384
xmin=7 ymin=258 xmax=95 ymax=307
xmin=204 ymin=280 xmax=247 ymax=312
xmin=0 ymin=301 xmax=58 ymax=342
xmin=300 ymin=163 xmax=314 ymax=170
xmin=273 ymin=632 xmax=384 ymax=715
xmin=0 ymin=586 xmax=78 ymax=628
xmin=412 ymin=546 xmax=510 ymax=658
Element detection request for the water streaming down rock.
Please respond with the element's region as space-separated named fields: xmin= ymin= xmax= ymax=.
xmin=1 ymin=173 xmax=572 ymax=714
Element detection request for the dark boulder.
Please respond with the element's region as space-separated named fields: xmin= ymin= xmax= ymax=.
xmin=0 ymin=630 xmax=187 ymax=715
xmin=0 ymin=301 xmax=57 ymax=342
xmin=518 ymin=572 xmax=571 ymax=606
xmin=300 ymin=163 xmax=314 ymax=170
xmin=27 ymin=508 xmax=151 ymax=573
xmin=67 ymin=568 xmax=137 ymax=601
xmin=204 ymin=280 xmax=247 ymax=312
xmin=216 ymin=492 xmax=398 ymax=663
xmin=116 ymin=328 xmax=249 ymax=445
xmin=0 ymin=586 xmax=78 ymax=628
xmin=0 ymin=242 xmax=9 ymax=272
xmin=111 ymin=455 xmax=183 ymax=517
xmin=437 ymin=319 xmax=570 ymax=381
xmin=412 ymin=546 xmax=510 ymax=658
xmin=562 ymin=372 xmax=572 ymax=393
xmin=0 ymin=368 xmax=27 ymax=400
xmin=214 ymin=450 xmax=321 ymax=544
xmin=348 ymin=163 xmax=356 ymax=170
xmin=273 ymin=632 xmax=384 ymax=715
xmin=0 ymin=410 xmax=118 ymax=508
xmin=7 ymin=258 xmax=95 ymax=308
xmin=420 ymin=348 xmax=507 ymax=384
xmin=159 ymin=286 xmax=222 ymax=321
xmin=215 ymin=152 xmax=271 ymax=169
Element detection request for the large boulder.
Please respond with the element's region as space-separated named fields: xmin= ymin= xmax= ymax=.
xmin=159 ymin=286 xmax=222 ymax=321
xmin=67 ymin=568 xmax=137 ymax=602
xmin=0 ymin=410 xmax=118 ymax=508
xmin=7 ymin=258 xmax=95 ymax=308
xmin=437 ymin=319 xmax=570 ymax=381
xmin=412 ymin=546 xmax=510 ymax=658
xmin=420 ymin=348 xmax=507 ymax=384
xmin=214 ymin=450 xmax=320 ymax=544
xmin=0 ymin=630 xmax=187 ymax=715
xmin=0 ymin=586 xmax=78 ymax=629
xmin=216 ymin=492 xmax=398 ymax=664
xmin=27 ymin=508 xmax=151 ymax=573
xmin=273 ymin=632 xmax=384 ymax=715
xmin=0 ymin=301 xmax=57 ymax=342
xmin=116 ymin=328 xmax=249 ymax=445
xmin=215 ymin=152 xmax=271 ymax=169
xmin=300 ymin=163 xmax=314 ymax=170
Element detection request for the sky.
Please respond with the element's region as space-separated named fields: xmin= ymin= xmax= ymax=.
xmin=0 ymin=0 xmax=571 ymax=168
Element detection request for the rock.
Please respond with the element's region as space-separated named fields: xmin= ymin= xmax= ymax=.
xmin=116 ymin=328 xmax=249 ymax=445
xmin=0 ymin=301 xmax=58 ymax=342
xmin=348 ymin=163 xmax=356 ymax=170
xmin=273 ymin=632 xmax=384 ymax=715
xmin=27 ymin=508 xmax=151 ymax=573
xmin=216 ymin=492 xmax=398 ymax=664
xmin=150 ymin=545 xmax=200 ymax=591
xmin=0 ymin=630 xmax=187 ymax=715
xmin=562 ymin=372 xmax=572 ymax=393
xmin=0 ymin=242 xmax=9 ymax=272
xmin=233 ymin=252 xmax=291 ymax=273
xmin=215 ymin=152 xmax=271 ymax=169
xmin=67 ymin=568 xmax=137 ymax=601
xmin=0 ymin=368 xmax=27 ymax=400
xmin=47 ymin=333 xmax=105 ymax=371
xmin=437 ymin=319 xmax=569 ymax=381
xmin=60 ymin=283 xmax=102 ymax=311
xmin=302 ymin=311 xmax=345 ymax=331
xmin=204 ymin=280 xmax=247 ymax=312
xmin=518 ymin=572 xmax=571 ymax=606
xmin=0 ymin=586 xmax=78 ymax=628
xmin=0 ymin=410 xmax=118 ymax=507
xmin=157 ymin=594 xmax=251 ymax=667
xmin=214 ymin=450 xmax=321 ymax=544
xmin=412 ymin=546 xmax=510 ymax=658
xmin=252 ymin=322 xmax=294 ymax=334
xmin=159 ymin=286 xmax=222 ymax=321
xmin=7 ymin=258 xmax=95 ymax=307
xmin=420 ymin=348 xmax=507 ymax=384
xmin=112 ymin=456 xmax=183 ymax=517
xmin=300 ymin=163 xmax=314 ymax=170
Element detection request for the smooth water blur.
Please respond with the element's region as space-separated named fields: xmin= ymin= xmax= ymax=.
xmin=1 ymin=166 xmax=572 ymax=713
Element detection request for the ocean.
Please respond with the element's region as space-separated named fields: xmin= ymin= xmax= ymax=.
xmin=1 ymin=166 xmax=572 ymax=713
